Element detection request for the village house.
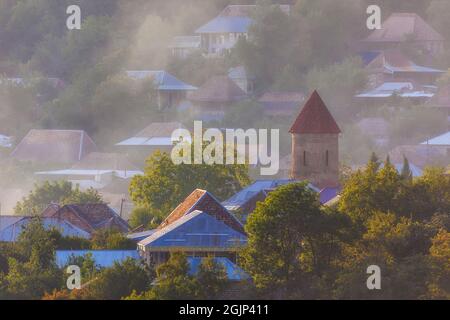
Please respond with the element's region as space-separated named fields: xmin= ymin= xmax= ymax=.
xmin=361 ymin=13 xmax=445 ymax=58
xmin=222 ymin=180 xmax=320 ymax=223
xmin=42 ymin=203 xmax=130 ymax=235
xmin=195 ymin=4 xmax=290 ymax=56
xmin=188 ymin=75 xmax=247 ymax=121
xmin=126 ymin=70 xmax=197 ymax=109
xmin=34 ymin=152 xmax=142 ymax=191
xmin=116 ymin=121 xmax=188 ymax=160
xmin=360 ymin=49 xmax=444 ymax=88
xmin=0 ymin=216 xmax=90 ymax=242
xmin=168 ymin=35 xmax=201 ymax=59
xmin=137 ymin=189 xmax=246 ymax=266
xmin=355 ymin=81 xmax=435 ymax=104
xmin=10 ymin=129 xmax=97 ymax=165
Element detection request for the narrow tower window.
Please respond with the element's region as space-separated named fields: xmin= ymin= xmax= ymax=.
xmin=303 ymin=151 xmax=307 ymax=166
xmin=326 ymin=150 xmax=329 ymax=166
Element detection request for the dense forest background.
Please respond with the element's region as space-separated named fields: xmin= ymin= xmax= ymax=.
xmin=0 ymin=0 xmax=449 ymax=185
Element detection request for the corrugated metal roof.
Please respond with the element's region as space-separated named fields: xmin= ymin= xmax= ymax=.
xmin=138 ymin=210 xmax=247 ymax=250
xmin=55 ymin=250 xmax=140 ymax=268
xmin=187 ymin=257 xmax=250 ymax=281
xmin=126 ymin=70 xmax=197 ymax=91
xmin=196 ymin=16 xmax=252 ymax=34
xmin=421 ymin=131 xmax=450 ymax=146
xmin=0 ymin=217 xmax=90 ymax=242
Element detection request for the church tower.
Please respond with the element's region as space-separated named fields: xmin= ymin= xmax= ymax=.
xmin=290 ymin=90 xmax=341 ymax=188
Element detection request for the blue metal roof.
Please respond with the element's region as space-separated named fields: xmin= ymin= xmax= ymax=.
xmin=55 ymin=250 xmax=140 ymax=268
xmin=187 ymin=257 xmax=250 ymax=281
xmin=359 ymin=51 xmax=381 ymax=66
xmin=222 ymin=179 xmax=320 ymax=211
xmin=319 ymin=187 xmax=339 ymax=204
xmin=196 ymin=16 xmax=252 ymax=34
xmin=0 ymin=217 xmax=90 ymax=242
xmin=139 ymin=210 xmax=247 ymax=250
xmin=126 ymin=70 xmax=197 ymax=91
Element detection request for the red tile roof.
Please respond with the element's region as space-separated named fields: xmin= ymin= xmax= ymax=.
xmin=289 ymin=90 xmax=341 ymax=134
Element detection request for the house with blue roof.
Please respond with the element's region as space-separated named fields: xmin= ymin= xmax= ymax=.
xmin=222 ymin=179 xmax=320 ymax=223
xmin=0 ymin=217 xmax=90 ymax=242
xmin=195 ymin=4 xmax=290 ymax=56
xmin=137 ymin=189 xmax=247 ymax=266
xmin=126 ymin=70 xmax=197 ymax=109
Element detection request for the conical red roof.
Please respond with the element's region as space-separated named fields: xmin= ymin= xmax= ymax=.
xmin=289 ymin=90 xmax=341 ymax=134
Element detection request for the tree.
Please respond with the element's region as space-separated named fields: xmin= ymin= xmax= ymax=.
xmin=232 ymin=0 xmax=310 ymax=90
xmin=400 ymin=156 xmax=413 ymax=181
xmin=3 ymin=218 xmax=63 ymax=299
xmin=133 ymin=252 xmax=197 ymax=300
xmin=14 ymin=181 xmax=103 ymax=215
xmin=426 ymin=230 xmax=450 ymax=299
xmin=129 ymin=151 xmax=250 ymax=218
xmin=195 ymin=256 xmax=228 ymax=300
xmin=86 ymin=258 xmax=151 ymax=300
xmin=91 ymin=229 xmax=136 ymax=250
xmin=129 ymin=206 xmax=161 ymax=230
xmin=334 ymin=212 xmax=433 ymax=299
xmin=241 ymin=182 xmax=346 ymax=298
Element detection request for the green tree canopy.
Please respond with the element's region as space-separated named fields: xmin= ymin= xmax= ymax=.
xmin=14 ymin=180 xmax=103 ymax=215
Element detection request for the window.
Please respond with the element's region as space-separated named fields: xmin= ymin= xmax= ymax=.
xmin=303 ymin=151 xmax=307 ymax=166
xmin=326 ymin=150 xmax=329 ymax=166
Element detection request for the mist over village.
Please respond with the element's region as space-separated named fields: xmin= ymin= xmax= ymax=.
xmin=0 ymin=0 xmax=449 ymax=301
